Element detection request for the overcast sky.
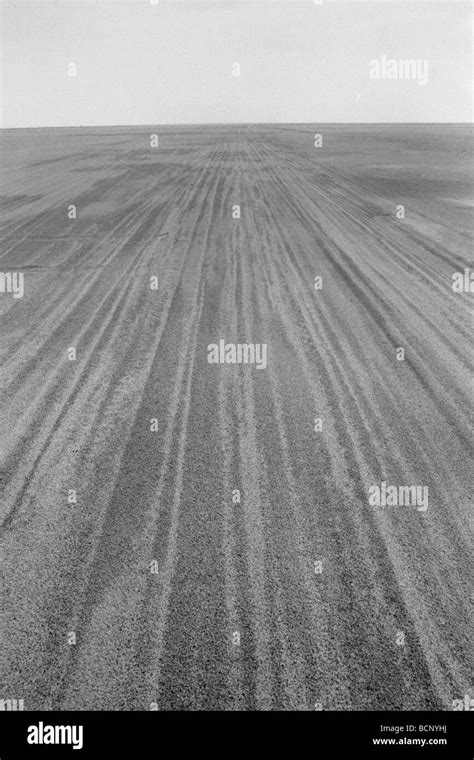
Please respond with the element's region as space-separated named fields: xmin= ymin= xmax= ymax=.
xmin=1 ymin=0 xmax=472 ymax=127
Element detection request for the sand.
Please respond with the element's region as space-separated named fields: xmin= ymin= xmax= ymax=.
xmin=1 ymin=124 xmax=472 ymax=710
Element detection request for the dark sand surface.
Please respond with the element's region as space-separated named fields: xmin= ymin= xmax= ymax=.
xmin=1 ymin=124 xmax=472 ymax=710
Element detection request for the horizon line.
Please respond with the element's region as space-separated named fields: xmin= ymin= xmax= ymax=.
xmin=1 ymin=121 xmax=472 ymax=131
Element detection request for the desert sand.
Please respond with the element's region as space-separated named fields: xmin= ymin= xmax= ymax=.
xmin=1 ymin=124 xmax=472 ymax=710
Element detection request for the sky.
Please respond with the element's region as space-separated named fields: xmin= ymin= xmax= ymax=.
xmin=1 ymin=0 xmax=472 ymax=127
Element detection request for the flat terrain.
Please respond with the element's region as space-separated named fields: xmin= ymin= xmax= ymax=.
xmin=1 ymin=124 xmax=472 ymax=710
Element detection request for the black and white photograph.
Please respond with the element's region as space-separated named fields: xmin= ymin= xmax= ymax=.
xmin=0 ymin=0 xmax=472 ymax=750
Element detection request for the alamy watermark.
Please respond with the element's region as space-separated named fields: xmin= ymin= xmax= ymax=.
xmin=452 ymin=268 xmax=473 ymax=293
xmin=0 ymin=698 xmax=24 ymax=711
xmin=27 ymin=722 xmax=83 ymax=750
xmin=452 ymin=694 xmax=473 ymax=710
xmin=368 ymin=482 xmax=428 ymax=511
xmin=369 ymin=56 xmax=429 ymax=86
xmin=0 ymin=272 xmax=24 ymax=298
xmin=207 ymin=340 xmax=267 ymax=370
